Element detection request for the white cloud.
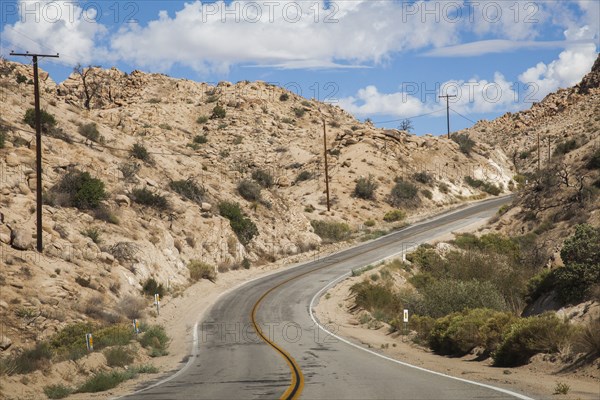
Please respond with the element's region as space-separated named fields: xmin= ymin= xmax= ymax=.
xmin=423 ymin=39 xmax=594 ymax=57
xmin=1 ymin=0 xmax=109 ymax=65
xmin=518 ymin=27 xmax=598 ymax=100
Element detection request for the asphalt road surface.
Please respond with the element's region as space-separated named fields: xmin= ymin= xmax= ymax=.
xmin=125 ymin=195 xmax=533 ymax=400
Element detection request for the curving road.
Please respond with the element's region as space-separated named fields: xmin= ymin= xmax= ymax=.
xmin=125 ymin=196 xmax=533 ymax=400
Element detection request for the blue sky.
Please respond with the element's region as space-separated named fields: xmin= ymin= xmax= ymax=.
xmin=1 ymin=1 xmax=598 ymax=135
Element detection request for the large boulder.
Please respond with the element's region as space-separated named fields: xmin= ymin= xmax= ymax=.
xmin=10 ymin=228 xmax=33 ymax=250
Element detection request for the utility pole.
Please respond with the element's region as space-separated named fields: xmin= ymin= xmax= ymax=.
xmin=439 ymin=94 xmax=456 ymax=139
xmin=322 ymin=120 xmax=331 ymax=212
xmin=10 ymin=51 xmax=59 ymax=252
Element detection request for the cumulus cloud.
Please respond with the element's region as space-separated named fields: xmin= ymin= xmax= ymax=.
xmin=518 ymin=27 xmax=598 ymax=100
xmin=1 ymin=0 xmax=109 ymax=65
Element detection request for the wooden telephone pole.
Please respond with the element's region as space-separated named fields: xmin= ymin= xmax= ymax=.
xmin=322 ymin=120 xmax=331 ymax=211
xmin=10 ymin=51 xmax=60 ymax=252
xmin=439 ymin=94 xmax=457 ymax=138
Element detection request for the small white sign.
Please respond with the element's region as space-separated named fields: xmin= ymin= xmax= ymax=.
xmin=403 ymin=309 xmax=409 ymax=323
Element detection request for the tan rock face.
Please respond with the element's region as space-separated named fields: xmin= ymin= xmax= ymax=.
xmin=10 ymin=228 xmax=33 ymax=250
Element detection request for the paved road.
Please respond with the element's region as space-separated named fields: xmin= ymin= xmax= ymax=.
xmin=126 ymin=196 xmax=532 ymax=400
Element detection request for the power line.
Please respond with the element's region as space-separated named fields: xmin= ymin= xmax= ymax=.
xmin=449 ymin=107 xmax=477 ymax=125
xmin=371 ymin=108 xmax=445 ymax=125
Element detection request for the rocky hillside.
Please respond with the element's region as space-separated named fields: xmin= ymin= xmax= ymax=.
xmin=462 ymin=53 xmax=600 ymax=250
xmin=0 ymin=59 xmax=513 ymax=354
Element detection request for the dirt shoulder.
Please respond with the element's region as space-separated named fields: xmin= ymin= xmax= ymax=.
xmin=313 ymin=268 xmax=600 ymax=400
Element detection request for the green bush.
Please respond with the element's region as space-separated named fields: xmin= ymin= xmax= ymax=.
xmin=131 ymin=143 xmax=151 ymax=162
xmin=237 ymin=180 xmax=262 ymax=201
xmin=587 ymin=149 xmax=600 ymax=169
xmin=252 ymin=169 xmax=274 ymax=188
xmin=293 ymin=107 xmax=306 ymax=117
xmin=196 ymin=115 xmax=209 ymax=124
xmin=16 ymin=73 xmax=27 ymax=84
xmin=103 ymin=346 xmax=134 ymax=367
xmin=7 ymin=342 xmax=52 ymax=374
xmin=23 ymin=108 xmax=56 ymax=132
xmin=77 ymin=369 xmax=135 ymax=393
xmin=413 ymin=171 xmax=433 ymax=184
xmin=464 ymin=176 xmax=502 ymax=195
xmin=132 ymin=188 xmax=169 ymax=209
xmin=421 ymin=189 xmax=433 ymax=199
xmin=310 ymin=220 xmax=351 ymax=243
xmin=139 ymin=325 xmax=170 ymax=357
xmin=354 ymin=175 xmax=378 ymax=200
xmin=419 ymin=279 xmax=507 ymax=318
xmin=553 ymin=139 xmax=579 ymax=156
xmin=78 ymin=123 xmax=103 ymax=143
xmin=142 ymin=278 xmax=165 ymax=297
xmin=295 ymin=170 xmax=313 ymax=183
xmin=438 ymin=182 xmax=450 ymax=194
xmin=383 ymin=209 xmax=406 ymax=222
xmin=81 ymin=227 xmax=102 ymax=244
xmin=188 ymin=260 xmax=217 ymax=282
xmin=193 ymin=134 xmax=208 ymax=144
xmin=169 ymin=179 xmax=205 ymax=203
xmin=44 ymin=384 xmax=72 ymax=399
xmin=0 ymin=130 xmax=5 ymax=149
xmin=211 ymin=105 xmax=226 ymax=119
xmin=561 ymin=224 xmax=600 ymax=266
xmin=218 ymin=201 xmax=259 ymax=245
xmin=493 ymin=313 xmax=574 ymax=367
xmin=389 ymin=180 xmax=419 ymax=207
xmin=279 ymin=93 xmax=289 ymax=101
xmin=55 ymin=170 xmax=107 ymax=209
xmin=451 ymin=133 xmax=475 ymax=155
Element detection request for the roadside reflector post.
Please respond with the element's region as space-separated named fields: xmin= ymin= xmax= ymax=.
xmin=154 ymin=293 xmax=160 ymax=316
xmin=132 ymin=319 xmax=140 ymax=334
xmin=85 ymin=333 xmax=93 ymax=351
xmin=403 ymin=309 xmax=409 ymax=336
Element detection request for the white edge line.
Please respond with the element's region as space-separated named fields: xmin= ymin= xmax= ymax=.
xmin=115 ymin=195 xmax=513 ymax=398
xmin=308 ymin=248 xmax=535 ymax=400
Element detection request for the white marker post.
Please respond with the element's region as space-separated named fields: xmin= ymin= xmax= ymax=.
xmin=154 ymin=294 xmax=160 ymax=316
xmin=85 ymin=333 xmax=93 ymax=351
xmin=403 ymin=309 xmax=409 ymax=336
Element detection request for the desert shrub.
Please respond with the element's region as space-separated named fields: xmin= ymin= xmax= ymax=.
xmin=573 ymin=318 xmax=600 ymax=355
xmin=561 ymin=224 xmax=600 ymax=266
xmin=451 ymin=133 xmax=475 ymax=155
xmin=218 ymin=201 xmax=259 ymax=245
xmin=76 ymin=369 xmax=136 ymax=393
xmin=252 ymin=169 xmax=274 ymax=188
xmin=16 ymin=73 xmax=27 ymax=84
xmin=23 ymin=108 xmax=56 ymax=132
xmin=419 ymin=279 xmax=507 ymax=318
xmin=354 ymin=175 xmax=378 ymax=200
xmin=408 ymin=315 xmax=436 ymax=344
xmin=44 ymin=384 xmax=72 ymax=399
xmin=211 ymin=105 xmax=226 ymax=119
xmin=295 ymin=170 xmax=313 ymax=182
xmin=421 ymin=189 xmax=433 ymax=199
xmin=131 ymin=188 xmax=169 ymax=210
xmin=310 ymin=220 xmax=350 ymax=243
xmin=493 ymin=313 xmax=574 ymax=367
xmin=587 ymin=149 xmax=600 ymax=169
xmin=169 ymin=179 xmax=205 ymax=203
xmin=6 ymin=342 xmax=52 ymax=374
xmin=413 ymin=171 xmax=433 ymax=184
xmin=549 ymin=263 xmax=600 ymax=304
xmin=438 ymin=182 xmax=450 ymax=193
xmin=293 ymin=107 xmax=305 ymax=117
xmin=119 ymin=162 xmax=140 ymax=182
xmin=279 ymin=93 xmax=289 ymax=101
xmin=383 ymin=209 xmax=406 ymax=222
xmin=147 ymin=98 xmax=161 ymax=104
xmin=553 ymin=139 xmax=579 ymax=156
xmin=428 ymin=309 xmax=515 ymax=356
xmin=81 ymin=227 xmax=102 ymax=244
xmin=464 ymin=176 xmax=502 ymax=195
xmin=78 ymin=122 xmax=103 ymax=143
xmin=94 ymin=324 xmax=134 ymax=348
xmin=131 ymin=143 xmax=151 ymax=162
xmin=0 ymin=130 xmax=6 ymax=149
xmin=188 ymin=260 xmax=217 ymax=282
xmin=55 ymin=170 xmax=107 ymax=209
xmin=193 ymin=134 xmax=208 ymax=144
xmin=237 ymin=180 xmax=262 ymax=201
xmin=196 ymin=115 xmax=209 ymax=124
xmin=364 ymin=219 xmax=376 ymax=227
xmin=117 ymin=295 xmax=146 ymax=320
xmin=389 ymin=180 xmax=418 ymax=207
xmin=103 ymin=346 xmax=134 ymax=367
xmin=351 ymin=281 xmax=398 ymax=321
xmin=142 ymin=278 xmax=165 ymax=297
xmin=139 ymin=325 xmax=170 ymax=357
